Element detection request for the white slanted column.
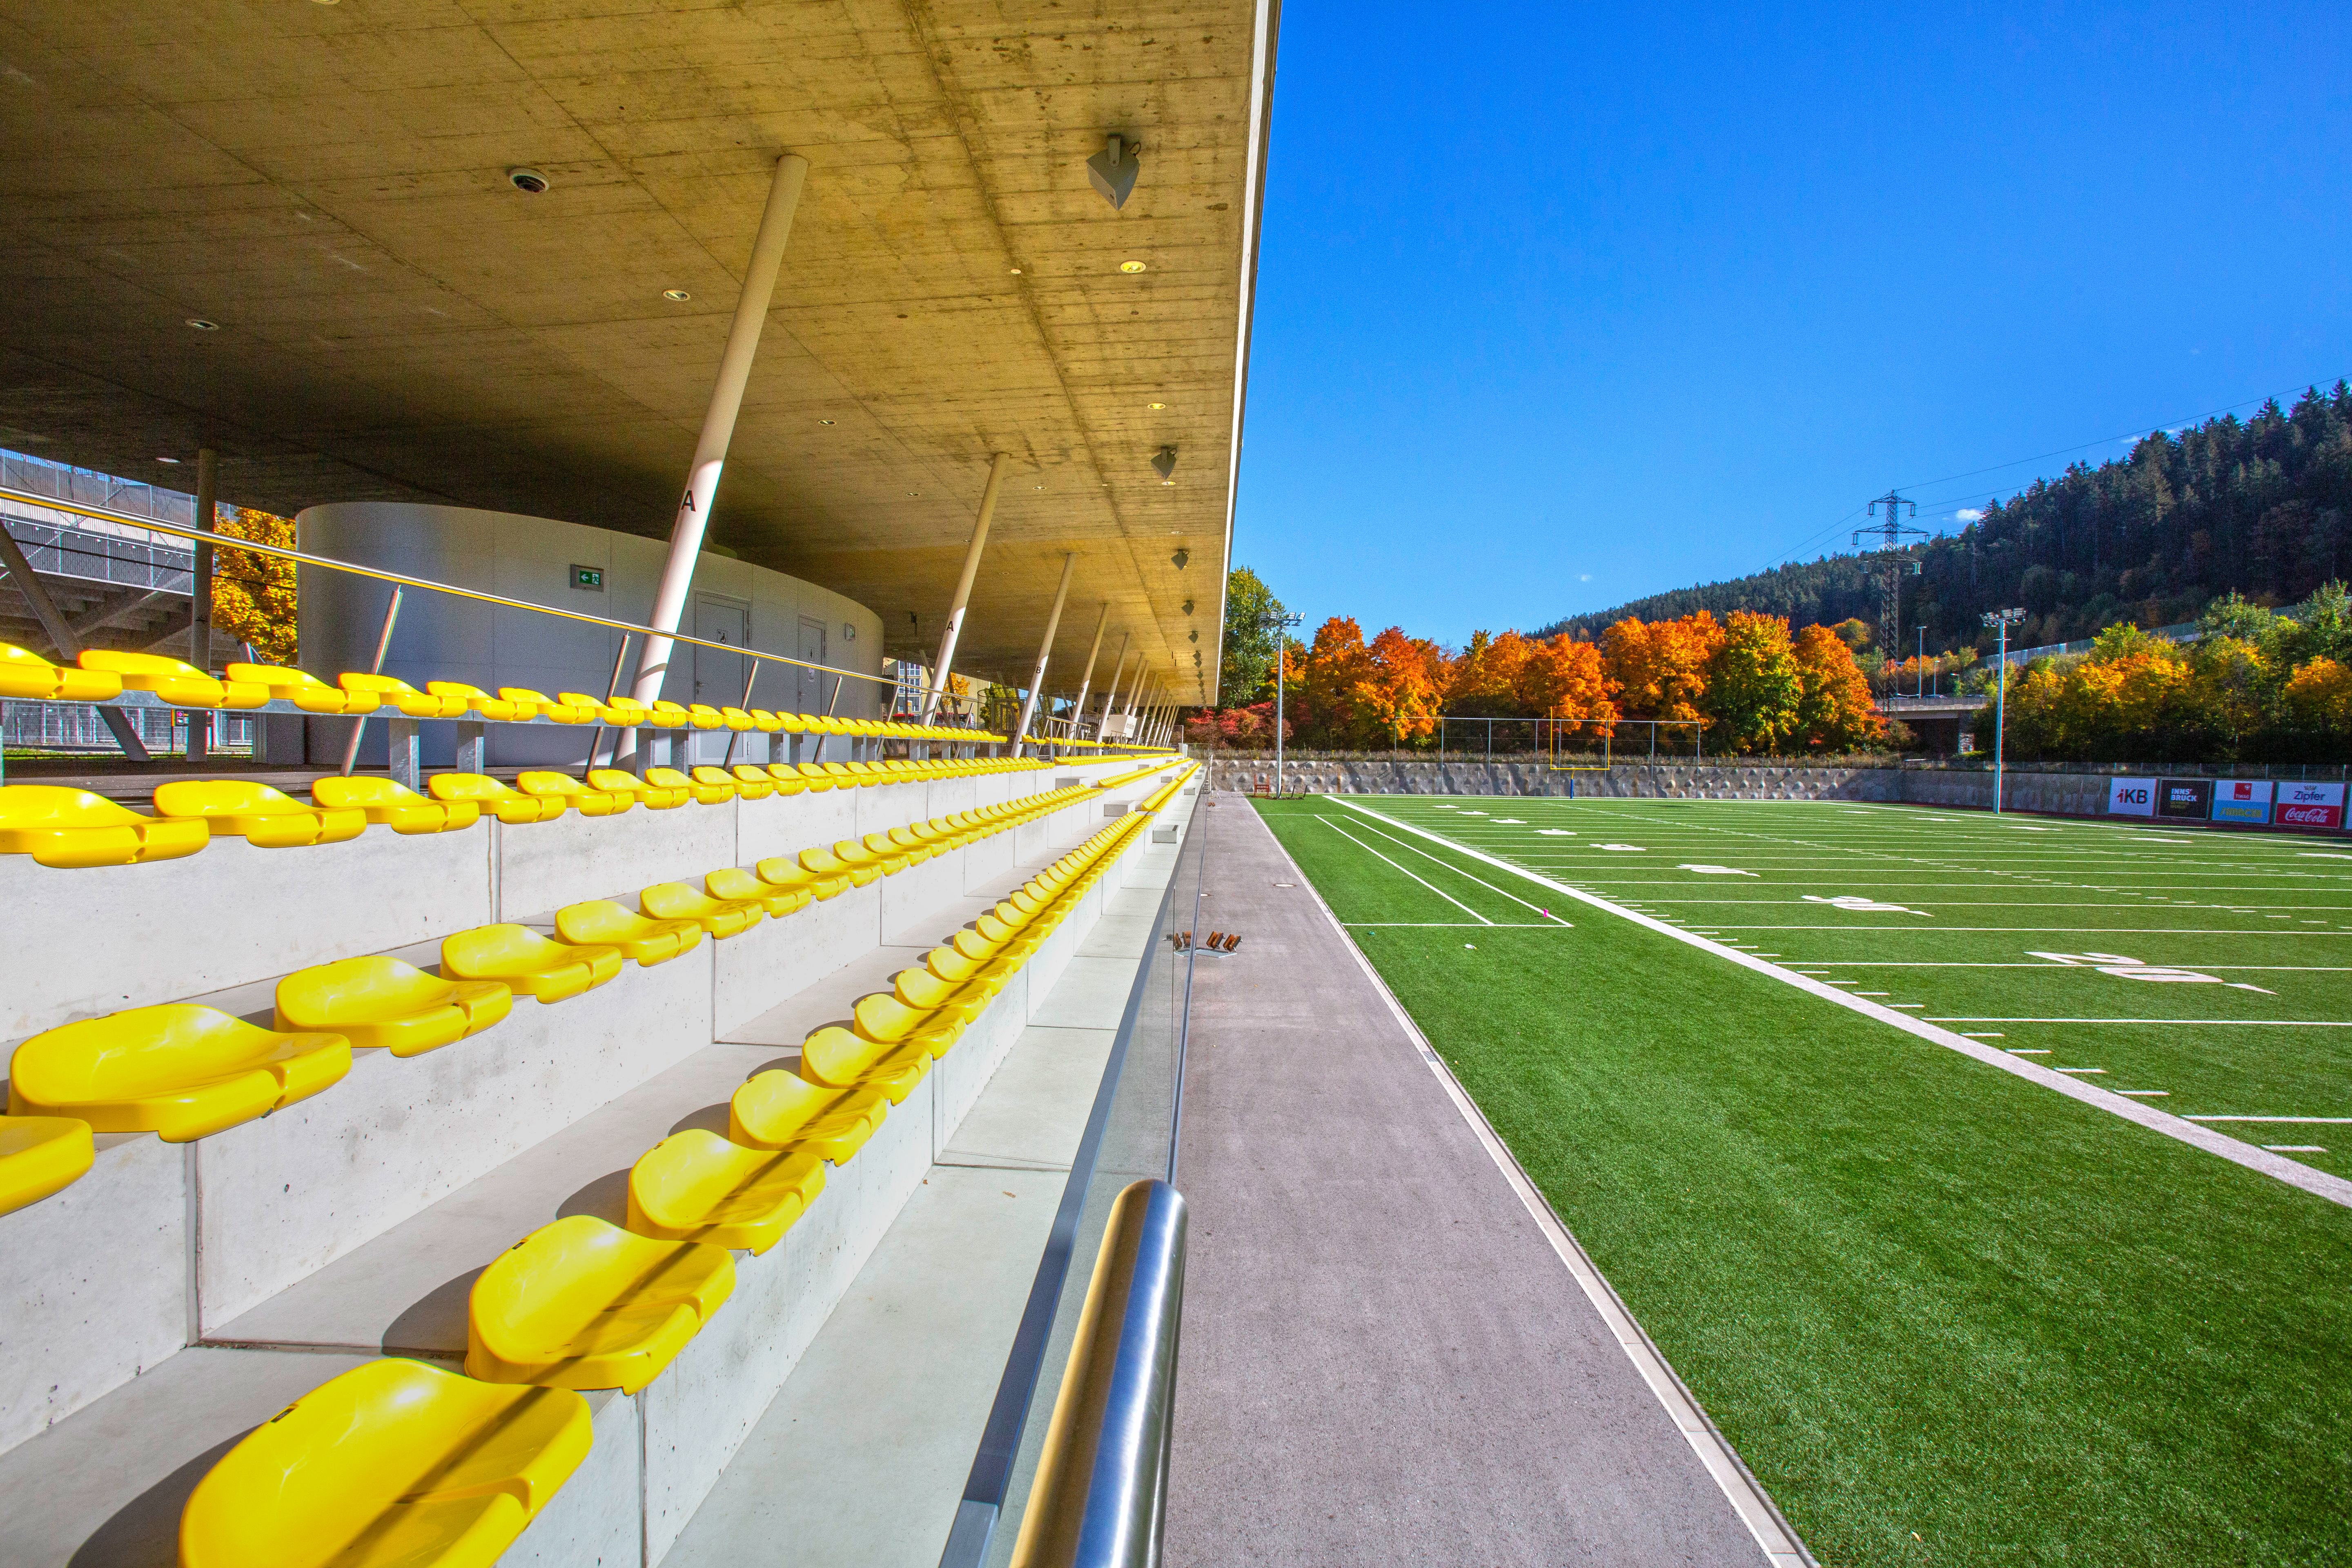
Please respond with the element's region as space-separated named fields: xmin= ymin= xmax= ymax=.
xmin=622 ymin=152 xmax=810 ymax=768
xmin=1065 ymin=602 xmax=1110 ymax=741
xmin=1096 ymin=635 xmax=1132 ymax=738
xmin=1011 ymin=551 xmax=1076 ymax=753
xmin=919 ymin=451 xmax=1012 ymax=724
xmin=185 ymin=447 xmax=219 ymax=760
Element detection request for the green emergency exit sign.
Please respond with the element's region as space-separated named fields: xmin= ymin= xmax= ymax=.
xmin=571 ymin=565 xmax=604 ymax=590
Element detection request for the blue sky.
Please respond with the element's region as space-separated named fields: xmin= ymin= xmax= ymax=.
xmin=1232 ymin=2 xmax=2352 ymax=646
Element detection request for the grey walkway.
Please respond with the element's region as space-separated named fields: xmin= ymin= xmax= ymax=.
xmin=1167 ymin=795 xmax=1766 ymax=1567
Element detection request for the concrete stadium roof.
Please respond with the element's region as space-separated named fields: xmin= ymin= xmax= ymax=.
xmin=0 ymin=0 xmax=1280 ymax=706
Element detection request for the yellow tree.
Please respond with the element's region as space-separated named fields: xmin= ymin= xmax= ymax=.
xmin=1522 ymin=634 xmax=1619 ymax=737
xmin=2285 ymin=657 xmax=2352 ymax=733
xmin=1351 ymin=626 xmax=1446 ymax=746
xmin=209 ymin=506 xmax=297 ymax=663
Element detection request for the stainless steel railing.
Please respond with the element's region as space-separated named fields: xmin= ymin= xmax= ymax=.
xmin=1009 ymin=1180 xmax=1189 ymax=1568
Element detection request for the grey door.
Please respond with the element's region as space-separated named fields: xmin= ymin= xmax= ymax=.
xmin=796 ymin=616 xmax=828 ymax=716
xmin=692 ymin=595 xmax=749 ymax=763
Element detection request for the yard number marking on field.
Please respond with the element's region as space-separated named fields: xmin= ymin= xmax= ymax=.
xmin=1679 ymin=864 xmax=1756 ymax=876
xmin=1323 ymin=795 xmax=2352 ymax=1211
xmin=1803 ymin=894 xmax=1931 ymax=916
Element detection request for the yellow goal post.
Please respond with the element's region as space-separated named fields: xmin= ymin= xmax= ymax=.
xmin=1547 ymin=713 xmax=1706 ymax=771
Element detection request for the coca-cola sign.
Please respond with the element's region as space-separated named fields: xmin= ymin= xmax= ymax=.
xmin=2275 ymin=781 xmax=2346 ymax=830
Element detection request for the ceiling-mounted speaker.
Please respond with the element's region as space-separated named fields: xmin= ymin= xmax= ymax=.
xmin=1152 ymin=446 xmax=1177 ymax=482
xmin=1088 ymin=135 xmax=1142 ymax=209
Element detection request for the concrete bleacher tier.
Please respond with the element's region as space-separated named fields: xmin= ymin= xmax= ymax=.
xmin=0 ymin=749 xmax=1194 ymax=1566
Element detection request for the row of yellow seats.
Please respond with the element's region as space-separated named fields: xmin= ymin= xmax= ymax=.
xmin=0 ymin=753 xmax=1065 ymax=866
xmin=0 ymin=642 xmax=1006 ymax=742
xmin=0 ymin=781 xmax=1113 ymax=1216
xmin=167 ymin=775 xmax=1192 ymax=1568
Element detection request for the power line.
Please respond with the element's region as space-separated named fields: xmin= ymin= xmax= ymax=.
xmin=1753 ymin=372 xmax=2349 ymax=574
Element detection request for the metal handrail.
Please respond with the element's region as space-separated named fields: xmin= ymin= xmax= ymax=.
xmin=1009 ymin=1180 xmax=1189 ymax=1568
xmin=0 ymin=482 xmax=895 ymax=688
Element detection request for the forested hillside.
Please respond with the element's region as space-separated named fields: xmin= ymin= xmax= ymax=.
xmin=1540 ymin=385 xmax=2352 ymax=653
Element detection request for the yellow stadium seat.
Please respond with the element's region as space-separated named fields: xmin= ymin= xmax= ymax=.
xmin=154 ymin=780 xmax=365 ymax=848
xmin=834 ymin=838 xmax=904 ymax=878
xmin=708 ymin=764 xmax=772 ymax=800
xmin=706 ymin=865 xmax=811 ymax=919
xmin=276 ymin=956 xmax=513 ymax=1057
xmin=648 ymin=699 xmax=695 ymax=728
xmin=7 ymin=1005 xmax=349 ymax=1141
xmin=781 ymin=762 xmax=834 ymax=794
xmin=747 ymin=708 xmax=786 ymax=732
xmin=178 ymin=1357 xmax=592 ymax=1568
xmin=728 ymin=1070 xmax=888 ymax=1163
xmin=223 ymin=662 xmax=371 ymax=714
xmin=894 ymin=967 xmax=988 ymax=1027
xmin=885 ymin=826 xmax=931 ymax=862
xmin=0 ymin=784 xmax=209 ymax=867
xmin=0 ymin=643 xmax=122 ymax=701
xmin=556 ymin=690 xmax=624 ymax=723
xmin=429 ymin=772 xmax=567 ymax=824
xmin=553 ymin=900 xmax=703 ymax=966
xmin=336 ymin=671 xmax=466 ymax=717
xmin=466 ymin=1215 xmax=733 ymax=1394
xmin=649 ymin=765 xmax=732 ymax=805
xmin=640 ymin=881 xmax=763 ymax=937
xmin=0 ymin=1115 xmax=94 ymax=1218
xmin=685 ymin=703 xmax=728 ymax=729
xmin=800 ymin=844 xmax=874 ymax=887
xmin=515 ymin=771 xmax=632 ymax=816
xmin=78 ymin=649 xmax=266 ymax=708
xmin=425 ymin=680 xmax=522 ymax=721
xmin=925 ymin=943 xmax=1007 ymax=996
xmin=626 ymin=1130 xmax=825 ymax=1253
xmin=853 ymin=992 xmax=962 ymax=1056
xmin=800 ymin=1025 xmax=930 ymax=1102
xmin=441 ymin=924 xmax=623 ymax=1003
xmin=500 ymin=687 xmax=598 ymax=723
xmin=311 ymin=775 xmax=481 ymax=834
xmin=752 ymin=854 xmax=848 ymax=902
xmin=587 ymin=768 xmax=688 ymax=810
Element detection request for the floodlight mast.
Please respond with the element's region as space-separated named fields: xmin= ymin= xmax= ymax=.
xmin=1262 ymin=609 xmax=1303 ymax=790
xmin=1981 ymin=607 xmax=2027 ymax=814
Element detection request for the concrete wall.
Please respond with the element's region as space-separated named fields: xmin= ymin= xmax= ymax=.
xmin=296 ymin=503 xmax=887 ymax=768
xmin=0 ymin=756 xmax=1172 ymax=1455
xmin=1205 ymin=757 xmax=1905 ymax=801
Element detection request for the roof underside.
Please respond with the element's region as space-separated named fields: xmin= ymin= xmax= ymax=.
xmin=0 ymin=0 xmax=1277 ymax=706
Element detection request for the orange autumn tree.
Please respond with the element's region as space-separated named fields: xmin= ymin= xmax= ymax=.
xmin=1352 ymin=625 xmax=1446 ymax=745
xmin=1299 ymin=616 xmax=1376 ymax=745
xmin=210 ymin=506 xmax=298 ymax=663
xmin=1791 ymin=623 xmax=1884 ymax=750
xmin=1601 ymin=611 xmax=1724 ymax=722
xmin=1523 ymin=633 xmax=1619 ymax=738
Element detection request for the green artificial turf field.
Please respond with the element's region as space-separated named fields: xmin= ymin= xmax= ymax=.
xmin=1254 ymin=794 xmax=2352 ymax=1568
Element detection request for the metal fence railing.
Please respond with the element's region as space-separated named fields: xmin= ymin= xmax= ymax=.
xmin=2 ymin=702 xmax=254 ymax=755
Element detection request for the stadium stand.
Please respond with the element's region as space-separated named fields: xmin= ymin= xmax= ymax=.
xmin=0 ymin=736 xmax=1192 ymax=1561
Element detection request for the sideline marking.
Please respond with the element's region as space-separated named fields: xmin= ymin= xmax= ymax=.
xmin=1327 ymin=797 xmax=2352 ymax=1210
xmin=1265 ymin=814 xmax=1814 ymax=1568
xmin=1315 ymin=817 xmax=1491 ymax=924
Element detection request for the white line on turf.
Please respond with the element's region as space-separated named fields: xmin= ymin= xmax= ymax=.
xmin=1314 ymin=818 xmax=1492 ymax=925
xmin=1327 ymin=796 xmax=2352 ymax=1210
xmin=2184 ymin=1116 xmax=2352 ymax=1123
xmin=1924 ymin=1018 xmax=2352 ymax=1027
xmin=1270 ymin=816 xmax=1814 ymax=1568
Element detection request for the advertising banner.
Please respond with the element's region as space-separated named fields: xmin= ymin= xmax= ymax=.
xmin=2156 ymin=778 xmax=2213 ymax=819
xmin=2107 ymin=777 xmax=2156 ymax=817
xmin=2209 ymin=779 xmax=2273 ymax=823
xmin=2275 ymin=780 xmax=2348 ymax=831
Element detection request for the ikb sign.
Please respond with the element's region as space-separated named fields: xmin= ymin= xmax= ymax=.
xmin=2209 ymin=779 xmax=2272 ymax=823
xmin=2276 ymin=781 xmax=2347 ymax=831
xmin=2107 ymin=777 xmax=2156 ymax=817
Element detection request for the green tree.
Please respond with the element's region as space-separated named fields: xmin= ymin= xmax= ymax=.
xmin=1705 ymin=611 xmax=1804 ymax=753
xmin=1218 ymin=566 xmax=1285 ymax=705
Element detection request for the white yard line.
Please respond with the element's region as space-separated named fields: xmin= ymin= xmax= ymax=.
xmin=1925 ymin=1018 xmax=2352 ymax=1027
xmin=1329 ymin=797 xmax=2352 ymax=1211
xmin=1315 ymin=817 xmax=1492 ymax=925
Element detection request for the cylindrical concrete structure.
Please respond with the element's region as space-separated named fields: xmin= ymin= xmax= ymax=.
xmin=1012 ymin=552 xmax=1076 ymax=752
xmin=921 ymin=452 xmax=1012 ymax=723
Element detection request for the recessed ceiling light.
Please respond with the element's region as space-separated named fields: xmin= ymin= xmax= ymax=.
xmin=156 ymin=456 xmax=180 ymax=463
xmin=1009 ymin=267 xmax=1022 ymax=275
xmin=818 ymin=419 xmax=835 ymax=425
xmin=662 ymin=288 xmax=691 ymax=301
xmin=185 ymin=318 xmax=220 ymax=330
xmin=1148 ymin=402 xmax=1166 ymax=409
xmin=1119 ymin=260 xmax=1147 ymax=274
